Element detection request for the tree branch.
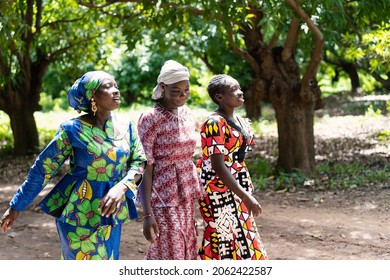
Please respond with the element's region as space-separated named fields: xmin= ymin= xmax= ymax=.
xmin=200 ymin=54 xmax=221 ymax=74
xmin=77 ymin=0 xmax=156 ymax=9
xmin=282 ymin=17 xmax=299 ymax=62
xmin=269 ymin=31 xmax=279 ymax=49
xmin=227 ymin=23 xmax=261 ymax=76
xmin=35 ymin=0 xmax=43 ymax=32
xmin=39 ymin=12 xmax=89 ymax=29
xmin=285 ymin=0 xmax=324 ymax=90
xmin=48 ymin=32 xmax=108 ymax=60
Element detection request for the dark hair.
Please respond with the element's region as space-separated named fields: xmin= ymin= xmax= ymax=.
xmin=207 ymin=74 xmax=231 ymax=105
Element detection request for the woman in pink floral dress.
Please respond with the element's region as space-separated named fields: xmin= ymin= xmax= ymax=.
xmin=137 ymin=60 xmax=204 ymax=259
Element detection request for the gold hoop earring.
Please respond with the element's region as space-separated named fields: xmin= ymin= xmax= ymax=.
xmin=90 ymin=98 xmax=97 ymax=116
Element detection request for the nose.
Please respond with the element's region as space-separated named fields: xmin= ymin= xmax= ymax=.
xmin=180 ymin=90 xmax=190 ymax=98
xmin=113 ymin=87 xmax=120 ymax=96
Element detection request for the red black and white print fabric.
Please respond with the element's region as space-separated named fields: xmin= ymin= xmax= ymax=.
xmin=197 ymin=114 xmax=268 ymax=260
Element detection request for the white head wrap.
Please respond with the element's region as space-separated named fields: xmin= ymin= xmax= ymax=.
xmin=152 ymin=60 xmax=189 ymax=100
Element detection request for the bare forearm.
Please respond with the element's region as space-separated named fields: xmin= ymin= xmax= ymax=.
xmin=139 ymin=164 xmax=154 ymax=215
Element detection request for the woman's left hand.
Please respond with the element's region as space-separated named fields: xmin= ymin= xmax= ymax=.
xmin=242 ymin=195 xmax=263 ymax=218
xmin=99 ymin=184 xmax=128 ymax=217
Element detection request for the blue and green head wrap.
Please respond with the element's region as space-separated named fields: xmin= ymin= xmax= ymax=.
xmin=67 ymin=70 xmax=111 ymax=113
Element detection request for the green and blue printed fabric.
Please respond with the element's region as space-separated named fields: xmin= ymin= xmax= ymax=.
xmin=9 ymin=114 xmax=146 ymax=229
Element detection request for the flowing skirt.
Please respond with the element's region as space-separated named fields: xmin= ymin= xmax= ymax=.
xmin=198 ymin=190 xmax=268 ymax=260
xmin=56 ymin=219 xmax=122 ymax=260
xmin=144 ymin=200 xmax=198 ymax=260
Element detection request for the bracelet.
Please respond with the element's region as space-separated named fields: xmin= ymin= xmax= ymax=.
xmin=123 ymin=181 xmax=138 ymax=192
xmin=143 ymin=213 xmax=153 ymax=219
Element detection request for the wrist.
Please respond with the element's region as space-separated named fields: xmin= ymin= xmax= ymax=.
xmin=143 ymin=213 xmax=153 ymax=219
xmin=122 ymin=181 xmax=138 ymax=192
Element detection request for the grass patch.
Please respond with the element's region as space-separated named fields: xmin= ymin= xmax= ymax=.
xmin=247 ymin=158 xmax=390 ymax=191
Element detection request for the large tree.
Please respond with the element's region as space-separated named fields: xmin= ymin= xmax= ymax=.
xmin=0 ymin=0 xmax=127 ymax=155
xmin=107 ymin=0 xmax=334 ymax=175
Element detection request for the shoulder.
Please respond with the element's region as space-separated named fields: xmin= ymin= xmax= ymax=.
xmin=110 ymin=113 xmax=134 ymax=130
xmin=203 ymin=113 xmax=225 ymax=126
xmin=59 ymin=118 xmax=82 ymax=131
xmin=138 ymin=105 xmax=162 ymax=126
xmin=138 ymin=105 xmax=158 ymax=120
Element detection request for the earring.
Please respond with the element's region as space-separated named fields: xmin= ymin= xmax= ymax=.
xmin=90 ymin=98 xmax=97 ymax=116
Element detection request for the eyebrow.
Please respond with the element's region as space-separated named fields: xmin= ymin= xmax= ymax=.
xmin=170 ymin=84 xmax=190 ymax=90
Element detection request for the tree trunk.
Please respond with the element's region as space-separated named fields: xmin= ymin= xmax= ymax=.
xmin=272 ymin=88 xmax=316 ymax=175
xmin=340 ymin=62 xmax=361 ymax=94
xmin=9 ymin=105 xmax=40 ymax=155
xmin=244 ymin=80 xmax=264 ymax=119
xmin=267 ymin=48 xmax=319 ymax=176
xmin=270 ymin=92 xmax=317 ymax=175
xmin=1 ymin=63 xmax=45 ymax=156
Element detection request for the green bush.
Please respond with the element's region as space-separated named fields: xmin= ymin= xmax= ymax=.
xmin=246 ymin=158 xmax=274 ymax=190
xmin=247 ymin=156 xmax=389 ymax=192
xmin=0 ymin=112 xmax=13 ymax=155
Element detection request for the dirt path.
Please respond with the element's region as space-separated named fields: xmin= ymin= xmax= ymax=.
xmin=1 ymin=183 xmax=390 ymax=260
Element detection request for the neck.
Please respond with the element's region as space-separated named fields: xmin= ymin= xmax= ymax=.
xmin=216 ymin=107 xmax=234 ymax=118
xmin=92 ymin=112 xmax=111 ymax=129
xmin=158 ymin=101 xmax=178 ymax=114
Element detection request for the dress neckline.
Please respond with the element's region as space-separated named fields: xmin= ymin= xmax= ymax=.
xmin=155 ymin=103 xmax=188 ymax=120
xmin=76 ymin=115 xmax=121 ymax=140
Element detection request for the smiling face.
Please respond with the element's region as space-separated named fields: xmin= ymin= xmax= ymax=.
xmin=159 ymin=80 xmax=190 ymax=110
xmin=93 ymin=76 xmax=121 ymax=113
xmin=215 ymin=76 xmax=244 ymax=109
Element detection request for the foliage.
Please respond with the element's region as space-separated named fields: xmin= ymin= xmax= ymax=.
xmin=247 ymin=158 xmax=389 ymax=192
xmin=377 ymin=129 xmax=390 ymax=142
xmin=1 ymin=0 xmax=389 ymax=175
xmin=315 ymin=161 xmax=389 ymax=190
xmin=246 ymin=158 xmax=274 ymax=189
xmin=320 ymin=0 xmax=390 ymax=92
xmin=0 ymin=0 xmax=152 ymax=154
xmin=0 ymin=112 xmax=13 ymax=155
xmin=111 ymin=36 xmax=214 ymax=108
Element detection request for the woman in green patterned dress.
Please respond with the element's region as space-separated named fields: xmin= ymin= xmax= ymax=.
xmin=0 ymin=71 xmax=146 ymax=260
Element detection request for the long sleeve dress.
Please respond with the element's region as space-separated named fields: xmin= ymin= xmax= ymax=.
xmin=9 ymin=114 xmax=146 ymax=260
xmin=197 ymin=113 xmax=268 ymax=260
xmin=137 ymin=104 xmax=204 ymax=259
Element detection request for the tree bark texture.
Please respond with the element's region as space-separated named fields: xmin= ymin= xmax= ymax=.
xmin=340 ymin=62 xmax=360 ymax=93
xmin=9 ymin=106 xmax=40 ymax=156
xmin=243 ymin=46 xmax=319 ymax=175
xmin=228 ymin=1 xmax=323 ymax=175
xmin=1 ymin=74 xmax=43 ymax=155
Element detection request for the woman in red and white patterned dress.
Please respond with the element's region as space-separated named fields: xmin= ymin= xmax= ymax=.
xmin=197 ymin=74 xmax=268 ymax=260
xmin=137 ymin=60 xmax=204 ymax=259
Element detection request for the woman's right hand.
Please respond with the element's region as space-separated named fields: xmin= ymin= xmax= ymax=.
xmin=142 ymin=215 xmax=159 ymax=243
xmin=0 ymin=208 xmax=20 ymax=234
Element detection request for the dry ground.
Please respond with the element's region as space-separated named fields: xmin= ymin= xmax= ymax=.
xmin=1 ymin=184 xmax=390 ymax=260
